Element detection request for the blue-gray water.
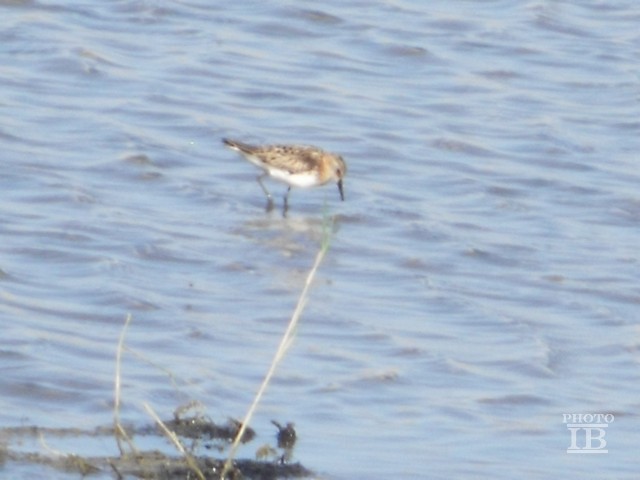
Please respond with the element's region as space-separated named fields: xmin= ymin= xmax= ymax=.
xmin=1 ymin=1 xmax=639 ymax=479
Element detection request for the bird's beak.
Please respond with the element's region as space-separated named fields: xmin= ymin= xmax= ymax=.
xmin=337 ymin=179 xmax=345 ymax=201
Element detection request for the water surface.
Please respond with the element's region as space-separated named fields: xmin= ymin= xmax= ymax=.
xmin=1 ymin=1 xmax=639 ymax=479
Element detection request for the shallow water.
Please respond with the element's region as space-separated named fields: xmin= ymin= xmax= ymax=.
xmin=1 ymin=1 xmax=639 ymax=478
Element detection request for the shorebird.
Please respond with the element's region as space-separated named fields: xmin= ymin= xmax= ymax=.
xmin=223 ymin=138 xmax=346 ymax=214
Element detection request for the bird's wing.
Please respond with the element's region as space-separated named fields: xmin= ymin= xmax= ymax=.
xmin=259 ymin=146 xmax=320 ymax=174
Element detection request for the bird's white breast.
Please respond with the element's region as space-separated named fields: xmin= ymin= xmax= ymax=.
xmin=268 ymin=167 xmax=320 ymax=187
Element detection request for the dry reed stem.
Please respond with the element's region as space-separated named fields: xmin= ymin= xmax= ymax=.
xmin=144 ymin=402 xmax=207 ymax=480
xmin=114 ymin=313 xmax=137 ymax=455
xmin=220 ymin=220 xmax=333 ymax=479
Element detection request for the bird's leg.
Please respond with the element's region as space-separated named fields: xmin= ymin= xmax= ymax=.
xmin=282 ymin=186 xmax=291 ymax=217
xmin=256 ymin=173 xmax=272 ymax=199
xmin=257 ymin=173 xmax=274 ymax=211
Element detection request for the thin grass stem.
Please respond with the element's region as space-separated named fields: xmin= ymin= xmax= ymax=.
xmin=143 ymin=403 xmax=206 ymax=480
xmin=220 ymin=216 xmax=334 ymax=479
xmin=114 ymin=313 xmax=136 ymax=455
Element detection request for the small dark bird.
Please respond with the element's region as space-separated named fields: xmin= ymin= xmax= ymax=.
xmin=271 ymin=420 xmax=297 ymax=449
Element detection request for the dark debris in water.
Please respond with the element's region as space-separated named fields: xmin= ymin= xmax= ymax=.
xmin=4 ymin=450 xmax=311 ymax=480
xmin=159 ymin=416 xmax=256 ymax=444
xmin=0 ymin=414 xmax=309 ymax=480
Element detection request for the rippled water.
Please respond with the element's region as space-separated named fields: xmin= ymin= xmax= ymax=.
xmin=2 ymin=1 xmax=639 ymax=479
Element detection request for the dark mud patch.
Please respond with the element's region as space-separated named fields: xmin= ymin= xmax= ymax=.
xmin=0 ymin=414 xmax=310 ymax=479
